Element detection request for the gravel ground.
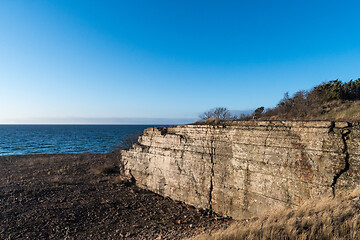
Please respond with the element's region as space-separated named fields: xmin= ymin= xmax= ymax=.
xmin=0 ymin=153 xmax=232 ymax=239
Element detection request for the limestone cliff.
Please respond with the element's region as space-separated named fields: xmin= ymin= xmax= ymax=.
xmin=122 ymin=121 xmax=360 ymax=219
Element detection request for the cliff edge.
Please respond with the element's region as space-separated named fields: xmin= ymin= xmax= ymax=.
xmin=122 ymin=120 xmax=360 ymax=219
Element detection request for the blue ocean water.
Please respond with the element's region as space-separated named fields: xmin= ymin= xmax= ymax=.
xmin=0 ymin=125 xmax=162 ymax=156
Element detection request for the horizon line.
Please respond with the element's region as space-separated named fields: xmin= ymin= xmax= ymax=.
xmin=0 ymin=117 xmax=197 ymax=125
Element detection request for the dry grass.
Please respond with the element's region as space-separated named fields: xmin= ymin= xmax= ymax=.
xmin=190 ymin=188 xmax=360 ymax=240
xmin=204 ymin=118 xmax=221 ymax=125
xmin=318 ymin=100 xmax=360 ymax=121
xmin=194 ymin=118 xmax=221 ymax=125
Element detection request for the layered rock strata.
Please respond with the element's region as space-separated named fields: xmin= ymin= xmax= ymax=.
xmin=122 ymin=121 xmax=360 ymax=219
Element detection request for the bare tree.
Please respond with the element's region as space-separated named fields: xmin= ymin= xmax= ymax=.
xmin=199 ymin=107 xmax=234 ymax=121
xmin=113 ymin=131 xmax=141 ymax=151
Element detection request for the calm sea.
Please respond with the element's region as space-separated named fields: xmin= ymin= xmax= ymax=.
xmin=0 ymin=125 xmax=163 ymax=156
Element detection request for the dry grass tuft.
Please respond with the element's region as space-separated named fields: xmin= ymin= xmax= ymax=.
xmin=204 ymin=118 xmax=220 ymax=125
xmin=190 ymin=189 xmax=360 ymax=240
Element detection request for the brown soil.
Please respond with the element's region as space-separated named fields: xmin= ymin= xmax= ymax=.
xmin=0 ymin=153 xmax=232 ymax=239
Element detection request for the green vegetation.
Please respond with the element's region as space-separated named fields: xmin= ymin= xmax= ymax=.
xmin=261 ymin=79 xmax=360 ymax=120
xmin=200 ymin=79 xmax=360 ymax=122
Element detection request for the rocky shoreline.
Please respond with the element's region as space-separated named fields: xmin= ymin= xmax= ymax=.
xmin=0 ymin=153 xmax=232 ymax=239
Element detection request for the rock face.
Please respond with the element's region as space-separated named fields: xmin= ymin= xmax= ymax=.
xmin=122 ymin=121 xmax=360 ymax=219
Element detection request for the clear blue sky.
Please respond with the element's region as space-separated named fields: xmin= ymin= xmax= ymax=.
xmin=1 ymin=0 xmax=360 ymax=124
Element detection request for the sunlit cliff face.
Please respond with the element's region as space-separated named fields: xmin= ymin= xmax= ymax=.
xmin=122 ymin=121 xmax=360 ymax=219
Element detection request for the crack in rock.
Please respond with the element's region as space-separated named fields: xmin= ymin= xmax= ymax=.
xmin=243 ymin=162 xmax=250 ymax=212
xmin=331 ymin=125 xmax=351 ymax=197
xmin=208 ymin=138 xmax=215 ymax=211
xmin=328 ymin=121 xmax=335 ymax=133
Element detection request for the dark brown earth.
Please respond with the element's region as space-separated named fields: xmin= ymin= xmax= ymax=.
xmin=0 ymin=153 xmax=232 ymax=239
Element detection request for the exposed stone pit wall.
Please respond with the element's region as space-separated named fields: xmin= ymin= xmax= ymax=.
xmin=122 ymin=121 xmax=360 ymax=219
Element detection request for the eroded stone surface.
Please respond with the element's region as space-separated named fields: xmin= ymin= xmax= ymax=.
xmin=122 ymin=121 xmax=360 ymax=219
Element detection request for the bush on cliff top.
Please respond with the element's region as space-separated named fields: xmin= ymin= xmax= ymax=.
xmin=198 ymin=79 xmax=360 ymax=123
xmin=199 ymin=107 xmax=235 ymax=121
xmin=261 ymin=79 xmax=360 ymax=120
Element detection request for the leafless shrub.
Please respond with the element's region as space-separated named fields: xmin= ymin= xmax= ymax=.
xmin=237 ymin=113 xmax=252 ymax=120
xmin=113 ymin=131 xmax=141 ymax=151
xmin=200 ymin=107 xmax=235 ymax=121
xmin=111 ymin=131 xmax=141 ymax=174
